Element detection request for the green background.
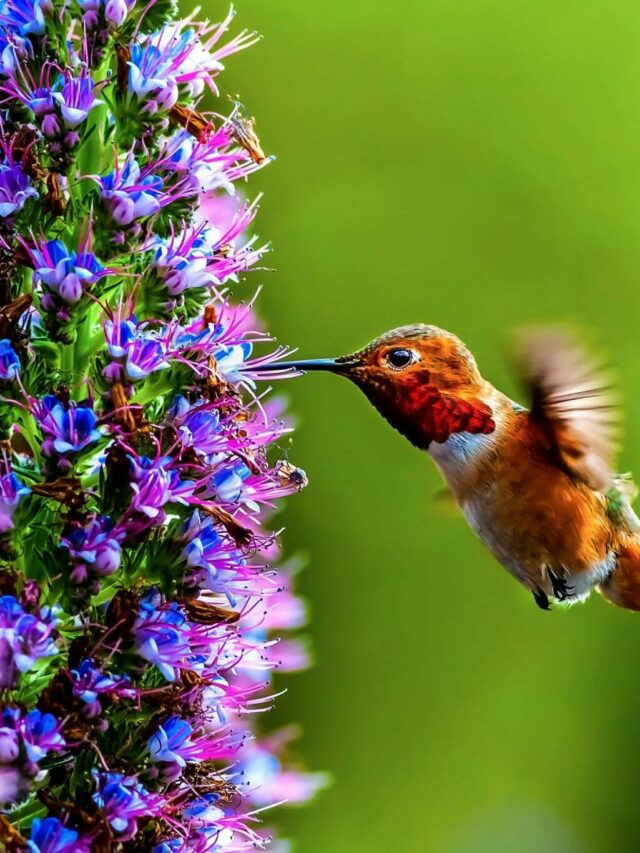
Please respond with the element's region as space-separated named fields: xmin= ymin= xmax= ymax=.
xmin=205 ymin=2 xmax=640 ymax=851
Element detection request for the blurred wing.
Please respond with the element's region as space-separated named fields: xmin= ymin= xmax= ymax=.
xmin=517 ymin=328 xmax=619 ymax=491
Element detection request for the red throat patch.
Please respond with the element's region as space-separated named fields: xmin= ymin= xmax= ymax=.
xmin=382 ymin=382 xmax=496 ymax=448
xmin=419 ymin=386 xmax=496 ymax=444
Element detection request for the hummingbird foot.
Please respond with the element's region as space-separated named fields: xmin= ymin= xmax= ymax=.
xmin=547 ymin=567 xmax=574 ymax=601
xmin=532 ymin=587 xmax=551 ymax=610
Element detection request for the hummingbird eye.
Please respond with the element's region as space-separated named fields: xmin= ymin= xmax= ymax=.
xmin=385 ymin=348 xmax=416 ymax=369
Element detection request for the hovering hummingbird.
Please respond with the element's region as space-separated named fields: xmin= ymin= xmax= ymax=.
xmin=256 ymin=324 xmax=640 ymax=612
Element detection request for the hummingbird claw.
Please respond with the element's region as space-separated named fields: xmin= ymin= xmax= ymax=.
xmin=547 ymin=567 xmax=574 ymax=601
xmin=533 ymin=588 xmax=551 ymax=610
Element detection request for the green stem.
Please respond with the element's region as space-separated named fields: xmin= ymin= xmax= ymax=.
xmin=7 ymin=792 xmax=47 ymax=829
xmin=60 ymin=341 xmax=74 ymax=379
xmin=73 ymin=302 xmax=102 ymax=387
xmin=16 ymin=411 xmax=41 ymax=465
xmin=132 ymin=372 xmax=175 ymax=406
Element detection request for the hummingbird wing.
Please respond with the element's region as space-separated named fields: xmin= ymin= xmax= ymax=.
xmin=516 ymin=327 xmax=619 ymax=491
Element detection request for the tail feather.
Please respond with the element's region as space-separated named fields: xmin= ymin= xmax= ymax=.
xmin=599 ymin=536 xmax=640 ymax=611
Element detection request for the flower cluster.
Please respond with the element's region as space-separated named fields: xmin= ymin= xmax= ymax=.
xmin=0 ymin=1 xmax=324 ymax=849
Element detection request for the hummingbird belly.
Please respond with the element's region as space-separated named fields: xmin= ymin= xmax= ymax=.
xmin=429 ymin=404 xmax=617 ymax=602
xmin=458 ymin=480 xmax=615 ymax=602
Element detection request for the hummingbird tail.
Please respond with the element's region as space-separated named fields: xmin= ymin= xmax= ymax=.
xmin=599 ymin=536 xmax=640 ymax=611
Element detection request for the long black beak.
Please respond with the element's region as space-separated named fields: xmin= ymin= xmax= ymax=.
xmin=254 ymin=357 xmax=358 ymax=374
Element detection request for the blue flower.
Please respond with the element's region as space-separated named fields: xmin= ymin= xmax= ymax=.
xmin=182 ymin=513 xmax=222 ymax=569
xmin=0 ymin=596 xmax=58 ymax=688
xmin=168 ymin=396 xmax=223 ymax=455
xmin=148 ymin=228 xmax=218 ymax=296
xmin=152 ymin=841 xmax=183 ymax=853
xmin=214 ymin=342 xmax=252 ymax=384
xmin=127 ymin=26 xmax=221 ymax=113
xmin=135 ymin=591 xmax=189 ymax=682
xmin=69 ymin=659 xmax=135 ymax=716
xmin=31 ymin=239 xmax=105 ymax=305
xmin=147 ymin=715 xmax=194 ymax=767
xmin=93 ymin=771 xmax=165 ymax=840
xmin=20 ymin=709 xmax=66 ymax=764
xmin=0 ymin=339 xmax=20 ymax=380
xmin=128 ymin=40 xmax=179 ymax=110
xmin=103 ymin=317 xmax=170 ymax=383
xmin=0 ymin=0 xmax=48 ymax=37
xmin=181 ymin=510 xmax=245 ymax=603
xmin=27 ymin=816 xmax=88 ymax=853
xmin=36 ymin=397 xmax=102 ymax=460
xmin=0 ymin=160 xmax=38 ymax=217
xmin=100 ymin=158 xmax=164 ymax=226
xmin=61 ymin=516 xmax=122 ymax=581
xmin=211 ymin=462 xmax=251 ymax=504
xmin=51 ymin=71 xmax=103 ymax=130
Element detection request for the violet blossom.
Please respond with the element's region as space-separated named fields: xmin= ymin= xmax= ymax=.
xmin=0 ymin=472 xmax=30 ymax=531
xmin=99 ymin=156 xmax=165 ymax=226
xmin=28 ymin=237 xmax=107 ymax=305
xmin=27 ymin=816 xmax=91 ymax=853
xmin=93 ymin=771 xmax=166 ymax=840
xmin=0 ymin=156 xmax=37 ymax=216
xmin=0 ymin=596 xmax=58 ymax=688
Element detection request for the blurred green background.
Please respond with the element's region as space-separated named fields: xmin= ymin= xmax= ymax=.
xmin=202 ymin=2 xmax=640 ymax=850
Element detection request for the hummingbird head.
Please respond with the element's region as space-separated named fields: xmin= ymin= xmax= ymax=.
xmin=259 ymin=324 xmax=497 ymax=449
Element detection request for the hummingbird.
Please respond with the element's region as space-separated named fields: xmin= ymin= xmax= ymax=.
xmin=255 ymin=324 xmax=640 ymax=612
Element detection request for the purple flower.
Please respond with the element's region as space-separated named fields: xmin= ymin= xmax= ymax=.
xmin=148 ymin=715 xmax=239 ymax=767
xmin=99 ymin=157 xmax=165 ymax=226
xmin=135 ymin=591 xmax=190 ymax=681
xmin=27 ymin=816 xmax=90 ymax=853
xmin=167 ymin=396 xmax=225 ymax=455
xmin=0 ymin=159 xmax=38 ymax=217
xmin=70 ymin=659 xmax=135 ymax=716
xmin=93 ymin=771 xmax=166 ymax=840
xmin=0 ymin=596 xmax=58 ymax=688
xmin=0 ymin=0 xmax=49 ymax=37
xmin=145 ymin=209 xmax=266 ymax=301
xmin=163 ymin=318 xmax=255 ymax=385
xmin=78 ymin=0 xmax=134 ymax=29
xmin=128 ymin=454 xmax=181 ymax=520
xmin=181 ymin=511 xmax=247 ymax=600
xmin=0 ymin=2 xmax=316 ymax=846
xmin=0 ymin=725 xmax=19 ymax=762
xmin=29 ymin=239 xmax=106 ymax=305
xmin=35 ymin=396 xmax=102 ymax=460
xmin=147 ymin=715 xmax=194 ymax=767
xmin=60 ymin=515 xmax=123 ymax=583
xmin=159 ymin=129 xmax=255 ymax=196
xmin=103 ymin=314 xmax=171 ymax=383
xmin=51 ymin=71 xmax=103 ymax=130
xmin=0 ymin=765 xmax=29 ymax=806
xmin=147 ymin=228 xmax=218 ymax=296
xmin=151 ymin=796 xmax=261 ymax=852
xmin=126 ymin=15 xmax=255 ymax=111
xmin=20 ymin=710 xmax=66 ymax=763
xmin=28 ymin=86 xmax=55 ymax=117
xmin=0 ymin=472 xmax=29 ymax=534
xmin=0 ymin=708 xmax=66 ymax=787
xmin=0 ymin=339 xmax=20 ymax=380
xmin=104 ymin=0 xmax=134 ymax=26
